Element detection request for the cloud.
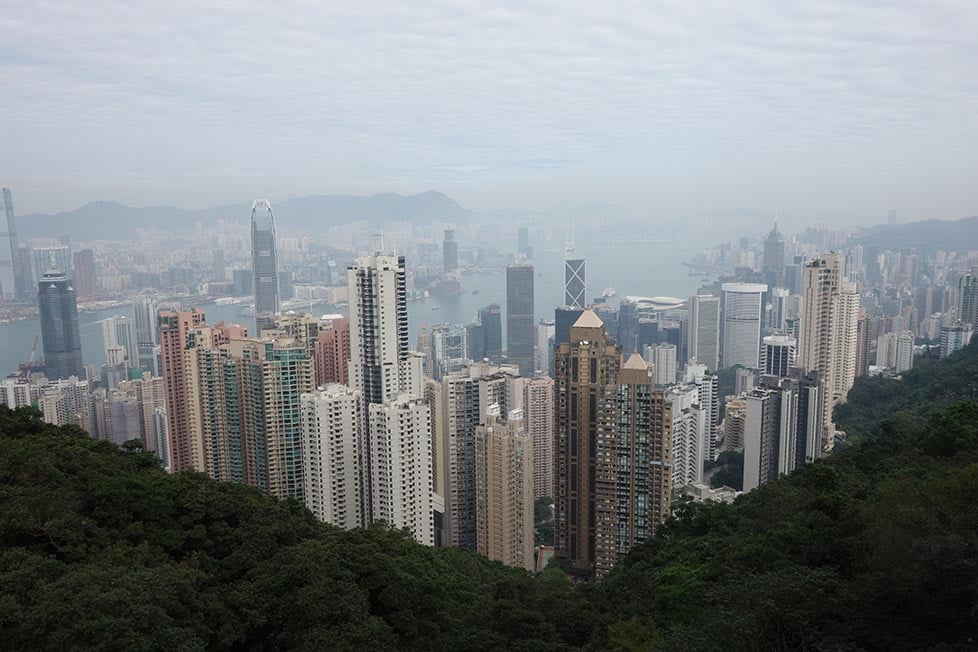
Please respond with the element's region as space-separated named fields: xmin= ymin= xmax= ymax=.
xmin=1 ymin=0 xmax=977 ymax=223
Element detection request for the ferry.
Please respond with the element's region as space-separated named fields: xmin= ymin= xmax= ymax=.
xmin=602 ymin=287 xmax=617 ymax=298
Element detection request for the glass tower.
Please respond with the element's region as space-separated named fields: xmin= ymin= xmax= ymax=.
xmin=251 ymin=199 xmax=280 ymax=333
xmin=38 ymin=260 xmax=84 ymax=380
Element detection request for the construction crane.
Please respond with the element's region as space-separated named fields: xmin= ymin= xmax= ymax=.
xmin=29 ymin=334 xmax=39 ymax=363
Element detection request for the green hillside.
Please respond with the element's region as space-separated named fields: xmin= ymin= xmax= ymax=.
xmin=3 ymin=343 xmax=978 ymax=650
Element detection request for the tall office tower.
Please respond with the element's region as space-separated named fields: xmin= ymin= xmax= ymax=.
xmin=832 ymin=283 xmax=860 ymax=398
xmin=431 ymin=322 xmax=469 ymax=380
xmin=17 ymin=245 xmax=33 ymax=293
xmin=523 ymin=377 xmax=554 ymax=501
xmin=761 ymin=334 xmax=797 ymax=377
xmin=855 ymin=312 xmax=872 ymax=378
xmin=475 ymin=406 xmax=534 ymax=571
xmin=742 ymin=373 xmax=822 ymax=493
xmin=159 ymin=309 xmax=207 ymax=472
xmin=38 ymin=262 xmax=84 ymax=380
xmin=684 ymin=363 xmax=719 ymax=461
xmin=617 ymin=354 xmax=672 ymax=559
xmin=438 ymin=362 xmax=522 ymax=549
xmin=348 ymin=253 xmax=409 ymax=405
xmin=768 ymin=287 xmax=790 ymax=332
xmin=442 ymin=229 xmax=458 ymax=273
xmin=102 ymin=315 xmax=138 ymax=367
xmin=314 ymin=317 xmax=350 ymax=386
xmin=798 ymin=253 xmax=843 ymax=452
xmin=517 ymin=226 xmax=531 ymax=259
xmin=554 ymin=306 xmax=586 ymax=347
xmin=644 ymin=343 xmax=677 ymax=386
xmin=940 ymin=322 xmax=974 ymax=358
xmin=465 ymin=320 xmax=485 ymax=362
xmin=72 ymin=249 xmax=97 ymax=297
xmin=212 ymin=249 xmax=226 ymax=282
xmin=300 ymin=384 xmax=365 ymax=530
xmin=251 ymin=199 xmax=280 ymax=333
xmin=687 ymin=294 xmax=720 ymax=372
xmin=554 ymin=310 xmax=622 ymax=579
xmin=32 ymin=246 xmax=72 ymax=285
xmin=369 ymin=395 xmax=434 ymax=546
xmin=564 ymin=257 xmax=586 ymax=309
xmin=132 ymin=297 xmax=161 ymax=374
xmin=0 ymin=188 xmax=25 ymax=299
xmin=506 ymin=264 xmax=536 ymax=376
xmin=478 ymin=304 xmax=503 ymax=362
xmin=665 ymin=384 xmax=706 ymax=489
xmin=958 ymin=268 xmax=978 ymax=327
xmin=762 ymin=223 xmax=785 ymax=287
xmin=895 ymin=332 xmax=914 ymax=373
xmin=535 ymin=319 xmax=555 ymax=376
xmin=720 ymin=284 xmax=767 ymax=369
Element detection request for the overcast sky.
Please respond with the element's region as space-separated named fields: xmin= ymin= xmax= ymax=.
xmin=3 ymin=1 xmax=977 ymax=225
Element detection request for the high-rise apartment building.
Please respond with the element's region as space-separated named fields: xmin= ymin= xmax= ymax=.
xmin=437 ymin=361 xmax=522 ymax=549
xmin=300 ymin=384 xmax=364 ymax=530
xmin=212 ymin=249 xmax=226 ymax=282
xmin=895 ymin=331 xmax=914 ymax=374
xmin=506 ymin=264 xmax=535 ymax=376
xmin=443 ymin=229 xmax=458 ymax=273
xmin=475 ymin=406 xmax=534 ymax=571
xmin=564 ymin=257 xmax=586 ymax=309
xmin=314 ymin=317 xmax=350 ymax=386
xmin=103 ymin=315 xmax=139 ymax=367
xmin=72 ymin=249 xmax=97 ymax=297
xmin=523 ymin=376 xmax=554 ymax=501
xmin=768 ymin=287 xmax=790 ymax=332
xmin=617 ymin=354 xmax=672 ymax=558
xmin=369 ymin=395 xmax=434 ymax=546
xmin=665 ymin=384 xmax=706 ymax=489
xmin=645 ymin=343 xmax=677 ymax=386
xmin=38 ymin=262 xmax=84 ymax=380
xmin=554 ymin=310 xmax=622 ymax=578
xmin=0 ymin=188 xmax=25 ymax=299
xmin=251 ymin=199 xmax=280 ymax=333
xmin=536 ymin=319 xmax=554 ymax=376
xmin=720 ymin=284 xmax=767 ymax=369
xmin=855 ymin=312 xmax=873 ymax=378
xmin=684 ymin=363 xmax=719 ymax=462
xmin=133 ymin=297 xmax=160 ymax=375
xmin=958 ymin=268 xmax=978 ymax=328
xmin=940 ymin=322 xmax=974 ymax=358
xmin=798 ymin=253 xmax=844 ymax=452
xmin=762 ymin=223 xmax=785 ymax=287
xmin=431 ymin=322 xmax=469 ymax=380
xmin=832 ymin=283 xmax=860 ymax=397
xmin=158 ymin=309 xmax=207 ymax=472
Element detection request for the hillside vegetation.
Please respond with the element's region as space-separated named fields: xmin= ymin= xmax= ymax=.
xmin=3 ymin=343 xmax=978 ymax=650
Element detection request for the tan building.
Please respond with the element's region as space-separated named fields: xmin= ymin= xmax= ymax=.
xmin=524 ymin=376 xmax=554 ymax=501
xmin=554 ymin=310 xmax=622 ymax=579
xmin=314 ymin=317 xmax=350 ymax=387
xmin=475 ymin=406 xmax=534 ymax=571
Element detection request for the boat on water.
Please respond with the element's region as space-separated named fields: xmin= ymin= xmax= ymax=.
xmin=432 ymin=306 xmax=440 ymax=311
xmin=602 ymin=287 xmax=617 ymax=298
xmin=472 ymin=287 xmax=480 ymax=295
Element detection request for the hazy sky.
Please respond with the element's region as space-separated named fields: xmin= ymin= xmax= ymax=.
xmin=3 ymin=1 xmax=978 ymax=225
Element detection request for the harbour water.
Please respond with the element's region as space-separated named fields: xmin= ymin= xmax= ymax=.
xmin=0 ymin=240 xmax=703 ymax=375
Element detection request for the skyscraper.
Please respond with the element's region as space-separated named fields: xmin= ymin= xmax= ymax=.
xmin=688 ymin=295 xmax=720 ymax=371
xmin=798 ymin=253 xmax=843 ymax=452
xmin=158 ymin=309 xmax=207 ymax=472
xmin=524 ymin=376 xmax=554 ymax=501
xmin=133 ymin=297 xmax=160 ymax=375
xmin=212 ymin=249 xmax=227 ymax=282
xmin=475 ymin=406 xmax=534 ymax=571
xmin=761 ymin=334 xmax=797 ymax=377
xmin=32 ymin=246 xmax=71 ymax=286
xmin=478 ymin=304 xmax=503 ymax=362
xmin=832 ymin=282 xmax=860 ymax=397
xmin=506 ymin=264 xmax=535 ymax=376
xmin=554 ymin=310 xmax=622 ymax=578
xmin=251 ymin=199 xmax=280 ymax=333
xmin=72 ymin=249 xmax=97 ymax=297
xmin=617 ymin=354 xmax=672 ymax=557
xmin=665 ymin=383 xmax=706 ymax=489
xmin=0 ymin=188 xmax=25 ymax=299
xmin=958 ymin=268 xmax=978 ymax=328
xmin=300 ymin=384 xmax=364 ymax=530
xmin=721 ymin=283 xmax=767 ymax=369
xmin=443 ymin=229 xmax=458 ymax=273
xmin=103 ymin=315 xmax=139 ymax=367
xmin=564 ymin=257 xmax=586 ymax=309
xmin=762 ymin=222 xmax=785 ymax=287
xmin=38 ymin=261 xmax=84 ymax=380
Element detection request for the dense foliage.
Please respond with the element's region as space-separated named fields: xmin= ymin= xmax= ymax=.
xmin=2 ymin=342 xmax=978 ymax=650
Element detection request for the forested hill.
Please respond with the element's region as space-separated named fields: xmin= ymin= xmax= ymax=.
xmin=2 ymin=343 xmax=978 ymax=650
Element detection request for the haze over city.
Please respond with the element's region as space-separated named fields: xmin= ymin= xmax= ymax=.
xmin=4 ymin=1 xmax=978 ymax=225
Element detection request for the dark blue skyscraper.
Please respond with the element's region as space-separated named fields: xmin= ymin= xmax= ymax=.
xmin=38 ymin=259 xmax=83 ymax=379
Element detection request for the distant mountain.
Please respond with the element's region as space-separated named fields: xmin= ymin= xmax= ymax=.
xmin=18 ymin=190 xmax=471 ymax=241
xmin=847 ymin=215 xmax=978 ymax=253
